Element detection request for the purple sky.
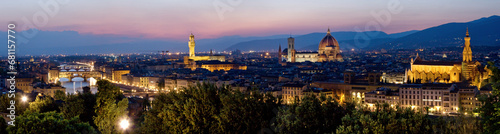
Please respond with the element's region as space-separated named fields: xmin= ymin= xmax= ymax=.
xmin=2 ymin=0 xmax=499 ymax=40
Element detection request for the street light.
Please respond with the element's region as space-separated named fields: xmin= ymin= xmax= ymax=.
xmin=119 ymin=119 xmax=130 ymax=130
xmin=21 ymin=96 xmax=28 ymax=102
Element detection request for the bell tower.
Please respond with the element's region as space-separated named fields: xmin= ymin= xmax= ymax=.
xmin=463 ymin=28 xmax=472 ymax=62
xmin=462 ymin=28 xmax=473 ymax=81
xmin=189 ymin=33 xmax=196 ymax=57
xmin=287 ymin=36 xmax=295 ymax=63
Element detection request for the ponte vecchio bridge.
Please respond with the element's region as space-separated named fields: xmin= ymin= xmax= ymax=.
xmin=48 ymin=62 xmax=102 ymax=83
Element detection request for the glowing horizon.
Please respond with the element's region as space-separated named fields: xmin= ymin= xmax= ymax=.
xmin=1 ymin=0 xmax=499 ymax=40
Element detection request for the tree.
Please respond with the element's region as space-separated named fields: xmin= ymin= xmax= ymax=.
xmin=54 ymin=90 xmax=67 ymax=100
xmin=157 ymin=78 xmax=165 ymax=92
xmin=0 ymin=117 xmax=7 ymax=134
xmin=138 ymin=82 xmax=280 ymax=133
xmin=0 ymin=93 xmax=28 ymax=115
xmin=82 ymin=86 xmax=91 ymax=94
xmin=479 ymin=62 xmax=500 ymax=133
xmin=79 ymin=92 xmax=98 ymax=129
xmin=336 ymin=105 xmax=433 ymax=134
xmin=94 ymin=98 xmax=129 ymax=134
xmin=60 ymin=94 xmax=84 ymax=119
xmin=95 ymin=80 xmax=124 ymax=108
xmin=276 ymin=94 xmax=346 ymax=134
xmin=216 ymin=90 xmax=279 ymax=133
xmin=27 ymin=96 xmax=59 ymax=113
xmin=6 ymin=111 xmax=95 ymax=134
xmin=94 ymin=80 xmax=129 ymax=134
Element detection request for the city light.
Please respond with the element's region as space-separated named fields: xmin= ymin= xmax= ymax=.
xmin=119 ymin=119 xmax=130 ymax=130
xmin=22 ymin=96 xmax=28 ymax=102
xmin=4 ymin=2 xmax=497 ymax=133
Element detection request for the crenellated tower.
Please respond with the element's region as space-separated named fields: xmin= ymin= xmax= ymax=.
xmin=189 ymin=33 xmax=196 ymax=57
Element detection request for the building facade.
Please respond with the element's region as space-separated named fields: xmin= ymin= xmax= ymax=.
xmin=284 ymin=28 xmax=343 ymax=63
xmin=184 ymin=33 xmax=225 ymax=64
xmin=406 ymin=29 xmax=491 ymax=88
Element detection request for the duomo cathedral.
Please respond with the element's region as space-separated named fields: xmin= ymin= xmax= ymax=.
xmin=281 ymin=28 xmax=343 ymax=63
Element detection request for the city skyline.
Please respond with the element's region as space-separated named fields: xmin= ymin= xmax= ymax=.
xmin=2 ymin=1 xmax=500 ymax=133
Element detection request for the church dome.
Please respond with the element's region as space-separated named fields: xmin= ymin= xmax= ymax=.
xmin=319 ymin=54 xmax=327 ymax=59
xmin=319 ymin=28 xmax=339 ymax=50
xmin=336 ymin=53 xmax=342 ymax=59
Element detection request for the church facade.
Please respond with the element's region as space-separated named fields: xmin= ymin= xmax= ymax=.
xmin=283 ymin=28 xmax=343 ymax=63
xmin=406 ymin=28 xmax=491 ymax=88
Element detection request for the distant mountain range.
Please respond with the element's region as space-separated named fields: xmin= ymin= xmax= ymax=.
xmin=367 ymin=15 xmax=500 ymax=50
xmin=224 ymin=31 xmax=418 ymax=51
xmin=1 ymin=15 xmax=498 ymax=55
xmin=227 ymin=15 xmax=500 ymax=51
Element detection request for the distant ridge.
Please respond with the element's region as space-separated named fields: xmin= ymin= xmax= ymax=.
xmin=2 ymin=15 xmax=499 ymax=55
xmin=366 ymin=15 xmax=500 ymax=50
xmin=223 ymin=31 xmax=413 ymax=51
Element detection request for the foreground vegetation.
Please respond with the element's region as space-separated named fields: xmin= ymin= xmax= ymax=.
xmin=0 ymin=64 xmax=498 ymax=133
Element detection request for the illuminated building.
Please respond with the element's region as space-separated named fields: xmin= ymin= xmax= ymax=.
xmin=398 ymin=83 xmax=487 ymax=115
xmin=281 ymin=83 xmax=305 ymax=104
xmin=381 ymin=72 xmax=407 ymax=84
xmin=12 ymin=77 xmax=34 ymax=93
xmin=197 ymin=61 xmax=247 ymax=72
xmin=406 ymin=28 xmax=491 ymax=88
xmin=365 ymin=87 xmax=399 ymax=110
xmin=183 ymin=33 xmax=225 ymax=64
xmin=280 ymin=83 xmax=344 ymax=104
xmin=283 ymin=28 xmax=343 ymax=63
xmin=33 ymin=86 xmax=66 ymax=97
xmin=112 ymin=70 xmax=130 ymax=83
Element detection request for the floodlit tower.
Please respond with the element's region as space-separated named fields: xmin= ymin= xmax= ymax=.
xmin=189 ymin=33 xmax=196 ymax=57
xmin=462 ymin=28 xmax=473 ymax=81
xmin=288 ymin=36 xmax=295 ymax=63
xmin=463 ymin=28 xmax=472 ymax=62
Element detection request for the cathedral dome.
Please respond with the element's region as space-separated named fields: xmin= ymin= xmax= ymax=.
xmin=318 ymin=28 xmax=339 ymax=50
xmin=319 ymin=54 xmax=327 ymax=59
xmin=336 ymin=53 xmax=342 ymax=59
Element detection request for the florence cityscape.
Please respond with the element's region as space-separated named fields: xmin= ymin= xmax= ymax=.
xmin=1 ymin=0 xmax=500 ymax=134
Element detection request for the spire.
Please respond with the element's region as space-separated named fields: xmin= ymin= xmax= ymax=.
xmin=327 ymin=27 xmax=331 ymax=34
xmin=466 ymin=27 xmax=469 ymax=37
xmin=415 ymin=53 xmax=421 ymax=61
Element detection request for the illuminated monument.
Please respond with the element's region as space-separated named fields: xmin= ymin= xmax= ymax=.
xmin=406 ymin=28 xmax=491 ymax=88
xmin=183 ymin=33 xmax=225 ymax=64
xmin=183 ymin=33 xmax=246 ymax=72
xmin=283 ymin=28 xmax=343 ymax=63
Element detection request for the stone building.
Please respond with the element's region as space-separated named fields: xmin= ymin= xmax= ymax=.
xmin=283 ymin=28 xmax=343 ymax=63
xmin=406 ymin=28 xmax=491 ymax=88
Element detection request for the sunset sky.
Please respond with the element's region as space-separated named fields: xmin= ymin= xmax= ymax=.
xmin=1 ymin=0 xmax=499 ymax=40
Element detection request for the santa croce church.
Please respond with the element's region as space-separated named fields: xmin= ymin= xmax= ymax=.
xmin=406 ymin=28 xmax=492 ymax=88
